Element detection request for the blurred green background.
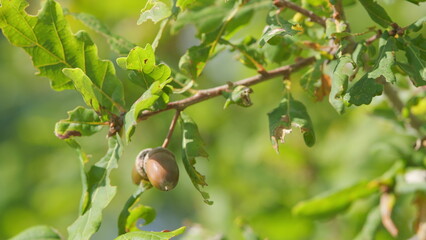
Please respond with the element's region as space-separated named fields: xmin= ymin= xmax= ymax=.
xmin=0 ymin=0 xmax=425 ymax=239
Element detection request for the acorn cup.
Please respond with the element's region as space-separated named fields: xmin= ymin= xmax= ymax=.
xmin=132 ymin=147 xmax=179 ymax=191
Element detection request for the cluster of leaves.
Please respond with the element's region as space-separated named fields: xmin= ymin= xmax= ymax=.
xmin=1 ymin=0 xmax=426 ymax=239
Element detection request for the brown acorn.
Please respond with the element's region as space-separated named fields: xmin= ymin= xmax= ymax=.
xmin=132 ymin=147 xmax=179 ymax=191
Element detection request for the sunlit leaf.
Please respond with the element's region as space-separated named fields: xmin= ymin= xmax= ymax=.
xmin=117 ymin=45 xmax=172 ymax=89
xmin=10 ymin=226 xmax=61 ymax=240
xmin=115 ymin=226 xmax=186 ymax=240
xmin=138 ymin=0 xmax=173 ymax=25
xmin=0 ymin=0 xmax=125 ymax=116
xmin=268 ymin=95 xmax=316 ymax=153
xmin=358 ymin=0 xmax=393 ymax=28
xmin=176 ymin=0 xmax=196 ymax=10
xmin=293 ymin=181 xmax=380 ymax=218
xmin=66 ymin=11 xmax=135 ymax=54
xmin=368 ymin=35 xmax=396 ymax=84
xmin=180 ymin=112 xmax=213 ymax=205
xmin=67 ymin=136 xmax=123 ymax=240
xmin=329 ymin=56 xmax=353 ymax=114
xmin=55 ymin=106 xmax=104 ymax=139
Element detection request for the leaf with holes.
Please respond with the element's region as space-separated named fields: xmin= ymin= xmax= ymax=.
xmin=268 ymin=95 xmax=315 ymax=153
xmin=180 ymin=112 xmax=213 ymax=205
xmin=329 ymin=56 xmax=354 ymax=114
xmin=67 ymin=136 xmax=123 ymax=240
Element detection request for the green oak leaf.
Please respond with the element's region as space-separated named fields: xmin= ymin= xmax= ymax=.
xmin=397 ymin=35 xmax=426 ymax=86
xmin=353 ymin=207 xmax=381 ymax=240
xmin=300 ymin=61 xmax=323 ymax=98
xmin=179 ymin=44 xmax=211 ymax=79
xmin=10 ymin=226 xmax=61 ymax=240
xmin=368 ymin=35 xmax=396 ymax=83
xmin=268 ymin=95 xmax=316 ymax=153
xmin=0 ymin=0 xmax=125 ymax=116
xmin=66 ymin=11 xmax=135 ymax=55
xmin=66 ymin=136 xmax=123 ymax=240
xmin=180 ymin=112 xmax=213 ymax=205
xmin=138 ymin=0 xmax=173 ymax=25
xmin=55 ymin=106 xmax=104 ymax=139
xmin=358 ymin=0 xmax=393 ymax=28
xmin=406 ymin=16 xmax=426 ymax=32
xmin=259 ymin=11 xmax=298 ymax=47
xmin=124 ymin=79 xmax=172 ymax=142
xmin=345 ymin=74 xmax=383 ymax=106
xmin=221 ymin=37 xmax=266 ymax=70
xmin=115 ymin=227 xmax=186 ymax=240
xmin=293 ymin=161 xmax=402 ymax=219
xmin=117 ymin=45 xmax=171 ymax=89
xmin=176 ymin=0 xmax=196 ymax=10
xmin=118 ymin=185 xmax=155 ymax=234
xmin=329 ymin=56 xmax=354 ymax=114
xmin=404 ymin=0 xmax=426 ymax=5
xmin=293 ymin=181 xmax=380 ymax=218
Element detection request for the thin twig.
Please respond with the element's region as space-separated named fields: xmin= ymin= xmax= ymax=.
xmin=331 ymin=0 xmax=350 ymax=31
xmin=366 ymin=30 xmax=382 ymax=46
xmin=138 ymin=57 xmax=316 ymax=121
xmin=162 ymin=110 xmax=181 ymax=148
xmin=273 ymin=0 xmax=326 ymax=27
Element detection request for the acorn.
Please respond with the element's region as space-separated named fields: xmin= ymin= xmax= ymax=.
xmin=132 ymin=147 xmax=179 ymax=191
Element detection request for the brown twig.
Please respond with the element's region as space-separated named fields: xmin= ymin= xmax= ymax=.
xmin=273 ymin=0 xmax=326 ymax=27
xmin=161 ymin=110 xmax=181 ymax=148
xmin=330 ymin=0 xmax=349 ymax=31
xmin=366 ymin=30 xmax=382 ymax=46
xmin=138 ymin=57 xmax=316 ymax=121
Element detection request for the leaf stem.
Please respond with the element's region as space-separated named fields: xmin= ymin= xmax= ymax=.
xmin=273 ymin=0 xmax=326 ymax=27
xmin=162 ymin=110 xmax=181 ymax=148
xmin=138 ymin=57 xmax=316 ymax=121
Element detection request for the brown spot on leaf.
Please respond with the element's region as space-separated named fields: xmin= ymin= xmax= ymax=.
xmin=56 ymin=130 xmax=82 ymax=139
